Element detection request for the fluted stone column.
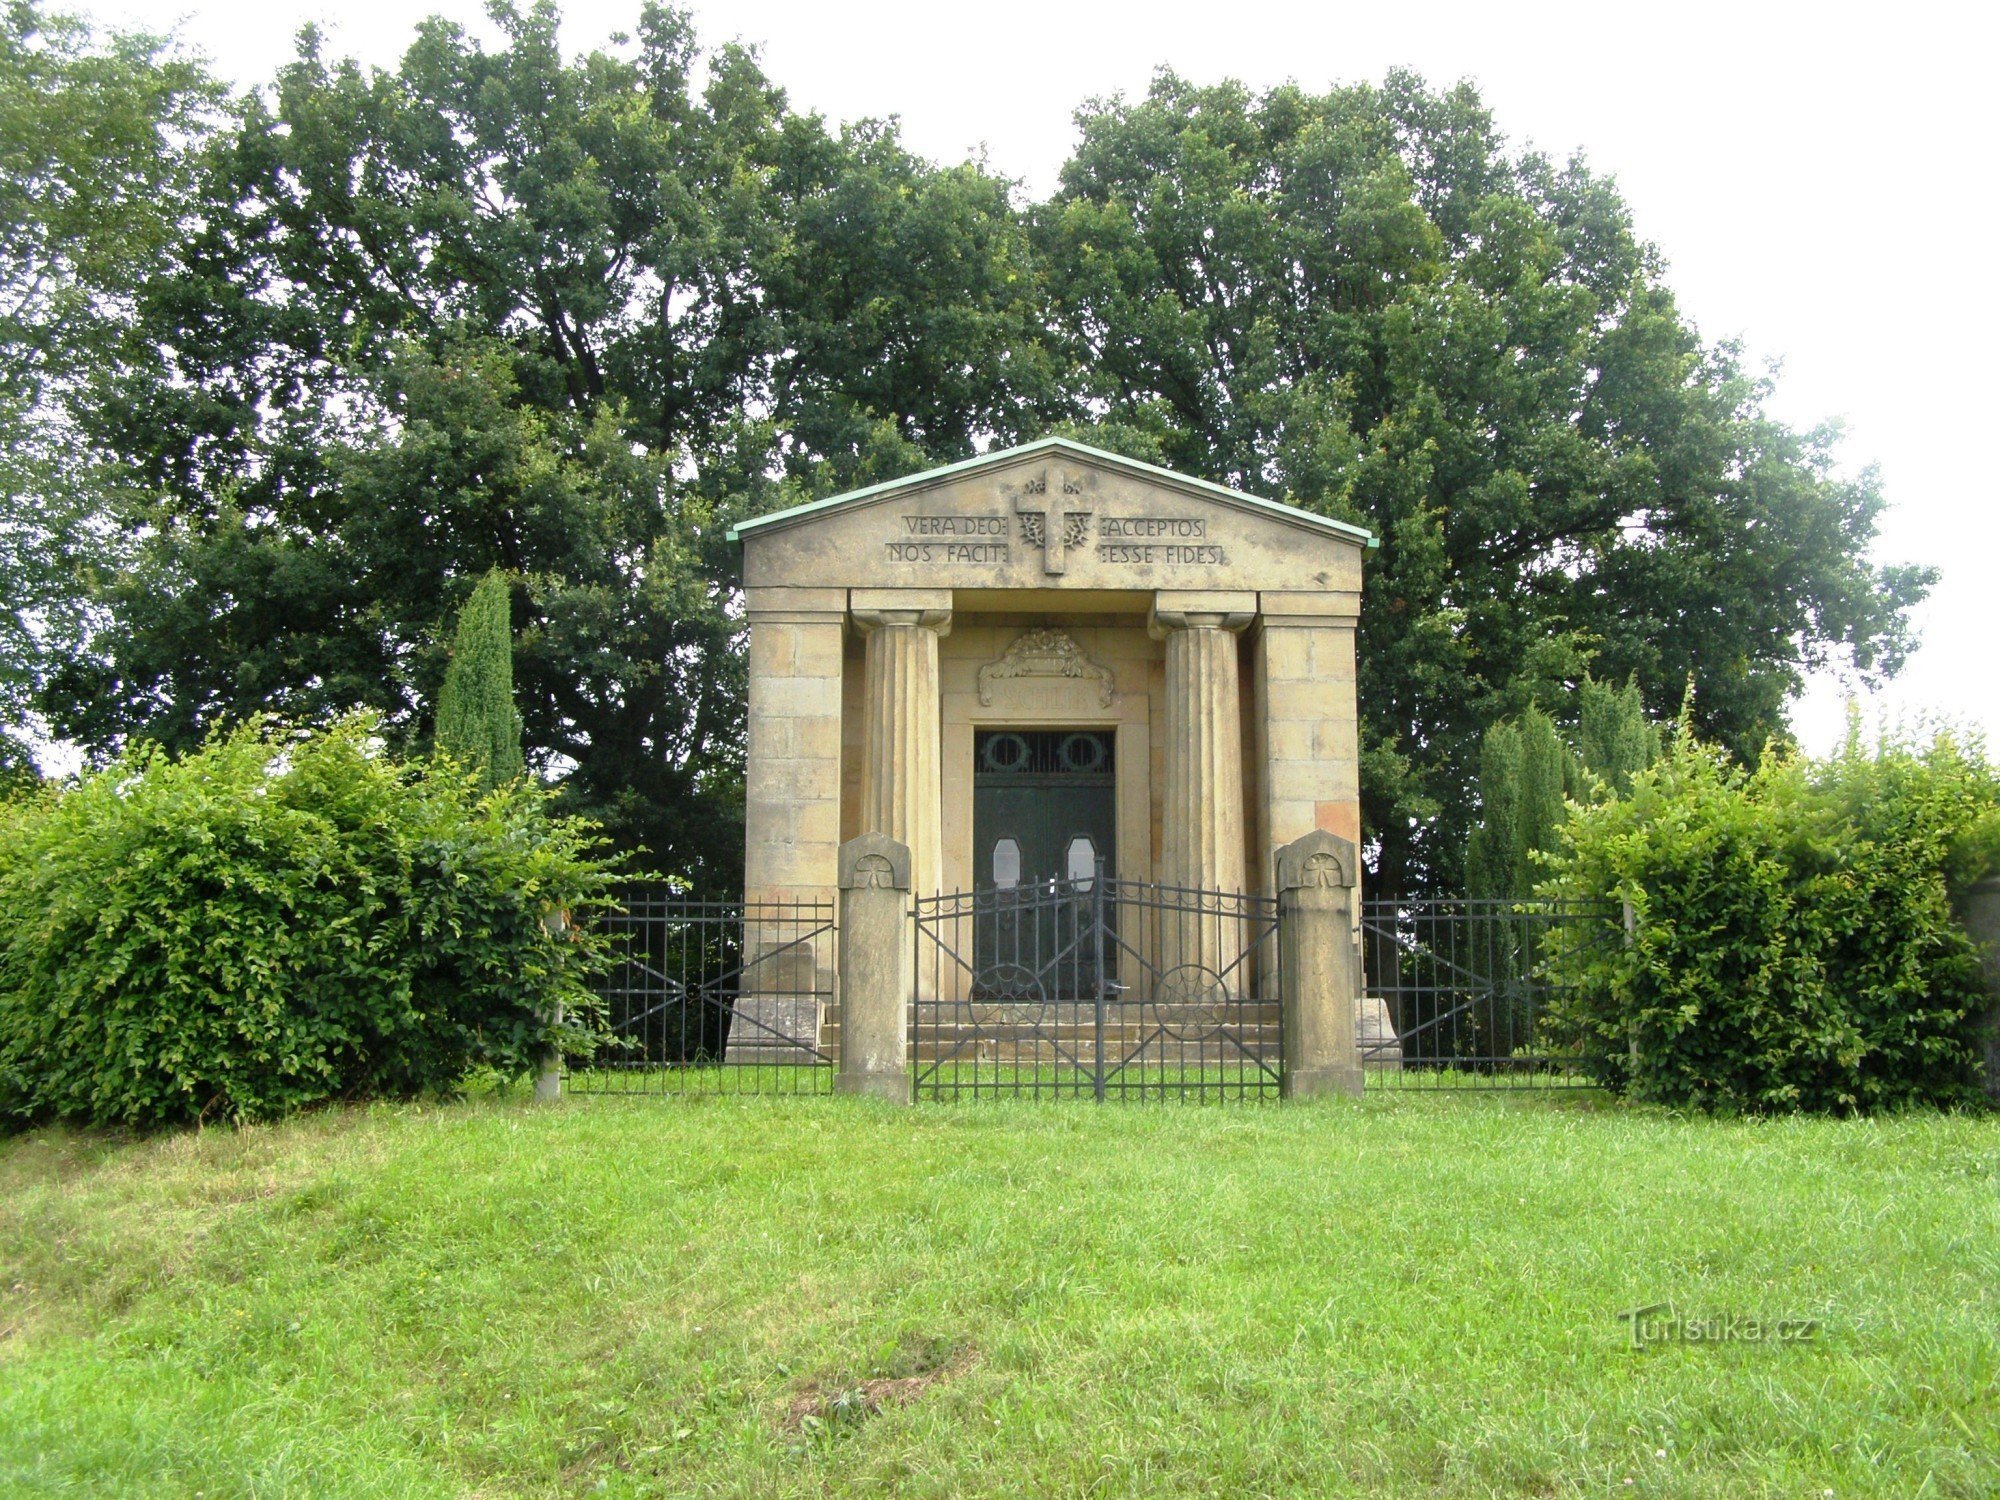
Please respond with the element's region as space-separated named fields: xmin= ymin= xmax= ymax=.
xmin=852 ymin=590 xmax=951 ymax=901
xmin=1150 ymin=595 xmax=1255 ymax=1012
xmin=1151 ymin=595 xmax=1255 ymax=896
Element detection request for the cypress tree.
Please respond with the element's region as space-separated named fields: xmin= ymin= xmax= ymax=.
xmin=1466 ymin=721 xmax=1523 ymax=901
xmin=1517 ymin=705 xmax=1567 ymax=895
xmin=1468 ymin=707 xmax=1573 ymax=901
xmin=1579 ymin=673 xmax=1657 ymax=799
xmin=435 ymin=569 xmax=524 ymax=790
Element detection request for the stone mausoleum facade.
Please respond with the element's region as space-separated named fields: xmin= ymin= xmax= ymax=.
xmin=729 ymin=437 xmax=1373 ymax=934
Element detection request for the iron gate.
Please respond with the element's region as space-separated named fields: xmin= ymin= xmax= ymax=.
xmin=1359 ymin=897 xmax=1624 ymax=1087
xmin=913 ymin=866 xmax=1282 ymax=1100
xmin=567 ymin=891 xmax=835 ymax=1094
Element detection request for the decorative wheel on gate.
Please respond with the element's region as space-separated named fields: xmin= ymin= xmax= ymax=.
xmin=1152 ymin=963 xmax=1234 ymax=1041
xmin=968 ymin=961 xmax=1051 ymax=1032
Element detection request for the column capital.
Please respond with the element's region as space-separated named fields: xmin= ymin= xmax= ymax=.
xmin=851 ymin=587 xmax=952 ymax=637
xmin=1149 ymin=590 xmax=1255 ymax=641
xmin=853 ymin=606 xmax=953 ymax=636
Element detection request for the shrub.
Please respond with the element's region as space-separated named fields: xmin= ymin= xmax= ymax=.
xmin=1539 ymin=725 xmax=1999 ymax=1113
xmin=0 ymin=717 xmax=618 ymax=1128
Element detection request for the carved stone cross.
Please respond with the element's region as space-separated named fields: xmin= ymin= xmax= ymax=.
xmin=1014 ymin=467 xmax=1091 ymax=575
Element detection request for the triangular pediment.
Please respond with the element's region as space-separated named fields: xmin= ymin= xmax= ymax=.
xmin=732 ymin=437 xmax=1371 ymax=594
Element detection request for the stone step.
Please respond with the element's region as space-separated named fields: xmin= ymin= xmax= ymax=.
xmin=911 ymin=1046 xmax=1280 ymax=1066
xmin=812 ymin=1012 xmax=1280 ymax=1024
xmin=911 ymin=1023 xmax=1279 ymax=1041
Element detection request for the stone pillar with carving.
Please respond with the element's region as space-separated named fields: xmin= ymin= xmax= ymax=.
xmin=1277 ymin=829 xmax=1364 ymax=1098
xmin=852 ymin=588 xmax=951 ymax=901
xmin=836 ymin=833 xmax=913 ymax=1103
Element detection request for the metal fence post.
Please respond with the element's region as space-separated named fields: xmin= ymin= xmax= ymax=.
xmin=534 ymin=1001 xmax=564 ymax=1102
xmin=1092 ymin=857 xmax=1108 ymax=1102
xmin=535 ymin=906 xmax=569 ymax=1101
xmin=836 ymin=832 xmax=914 ymax=1104
xmin=1621 ymin=897 xmax=1640 ymax=1080
xmin=1276 ymin=830 xmax=1363 ymax=1098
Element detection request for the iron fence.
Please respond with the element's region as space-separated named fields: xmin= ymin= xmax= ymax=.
xmin=564 ymin=886 xmax=1619 ymax=1099
xmin=566 ymin=890 xmax=834 ymax=1094
xmin=1359 ymin=897 xmax=1623 ymax=1088
xmin=913 ymin=866 xmax=1282 ymax=1101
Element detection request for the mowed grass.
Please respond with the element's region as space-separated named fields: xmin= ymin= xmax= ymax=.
xmin=2 ymin=1094 xmax=1996 ymax=1497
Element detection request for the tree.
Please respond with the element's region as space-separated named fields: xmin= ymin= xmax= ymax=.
xmin=1465 ymin=720 xmax=1521 ymax=902
xmin=38 ymin=12 xmax=1930 ymax=902
xmin=436 ymin=568 xmax=524 ymax=788
xmin=1467 ymin=677 xmax=1662 ymax=902
xmin=0 ymin=1 xmax=218 ymax=769
xmin=42 ymin=1 xmax=1060 ymax=891
xmin=1038 ymin=70 xmax=1930 ymax=893
xmin=1578 ymin=673 xmax=1658 ymax=800
xmin=1466 ymin=704 xmax=1566 ymax=902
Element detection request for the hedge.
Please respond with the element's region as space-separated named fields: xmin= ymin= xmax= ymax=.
xmin=0 ymin=717 xmax=618 ymax=1128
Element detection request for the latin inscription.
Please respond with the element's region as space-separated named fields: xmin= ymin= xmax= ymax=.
xmin=903 ymin=515 xmax=1009 ymax=536
xmin=1096 ymin=543 xmax=1228 ymax=565
xmin=889 ymin=514 xmax=1011 ymax=564
xmin=886 ymin=541 xmax=1012 ymax=564
xmin=1099 ymin=517 xmax=1206 ymax=538
xmin=887 ymin=513 xmax=1226 ymax=566
xmin=1096 ymin=514 xmax=1225 ymax=564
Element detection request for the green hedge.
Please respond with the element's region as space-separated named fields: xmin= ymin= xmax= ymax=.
xmin=0 ymin=718 xmax=618 ymax=1128
xmin=1540 ymin=726 xmax=2000 ymax=1113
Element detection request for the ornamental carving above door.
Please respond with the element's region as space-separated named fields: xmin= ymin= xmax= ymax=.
xmin=976 ymin=629 xmax=1115 ymax=708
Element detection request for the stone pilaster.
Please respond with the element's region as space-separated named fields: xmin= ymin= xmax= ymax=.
xmin=736 ymin=586 xmax=847 ymax=1064
xmin=1252 ymin=591 xmax=1362 ymax=886
xmin=743 ymin=587 xmax=848 ymax=906
xmin=852 ymin=589 xmax=951 ymax=900
xmin=1151 ymin=592 xmax=1256 ymax=896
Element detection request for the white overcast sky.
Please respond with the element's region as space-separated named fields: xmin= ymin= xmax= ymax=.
xmin=99 ymin=0 xmax=2000 ymax=755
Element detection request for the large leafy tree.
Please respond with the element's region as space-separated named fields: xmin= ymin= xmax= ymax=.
xmin=0 ymin=0 xmax=218 ymax=774
xmin=45 ymin=1 xmax=1060 ymax=889
xmin=1037 ymin=71 xmax=1929 ymax=892
xmin=34 ymin=11 xmax=1929 ymax=899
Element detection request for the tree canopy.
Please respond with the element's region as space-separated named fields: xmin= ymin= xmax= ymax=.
xmin=0 ymin=0 xmax=219 ymax=773
xmin=6 ymin=0 xmax=1933 ymax=893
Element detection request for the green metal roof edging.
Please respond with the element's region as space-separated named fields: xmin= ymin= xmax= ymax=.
xmin=724 ymin=435 xmax=1379 ymax=548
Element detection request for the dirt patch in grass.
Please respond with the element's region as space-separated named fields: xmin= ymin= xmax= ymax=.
xmin=783 ymin=1337 xmax=976 ymax=1434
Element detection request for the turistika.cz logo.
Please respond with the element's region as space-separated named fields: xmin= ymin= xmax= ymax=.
xmin=1618 ymin=1303 xmax=1821 ymax=1350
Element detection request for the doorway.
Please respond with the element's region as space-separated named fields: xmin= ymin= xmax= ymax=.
xmin=972 ymin=728 xmax=1116 ymax=890
xmin=971 ymin=729 xmax=1116 ymax=1000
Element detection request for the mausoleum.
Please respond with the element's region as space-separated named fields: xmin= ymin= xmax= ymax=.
xmin=729 ymin=436 xmax=1373 ymax=913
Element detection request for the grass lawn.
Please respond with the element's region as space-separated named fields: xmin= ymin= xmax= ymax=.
xmin=2 ymin=1092 xmax=1996 ymax=1498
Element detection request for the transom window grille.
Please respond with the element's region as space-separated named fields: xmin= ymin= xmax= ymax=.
xmin=975 ymin=729 xmax=1115 ymax=778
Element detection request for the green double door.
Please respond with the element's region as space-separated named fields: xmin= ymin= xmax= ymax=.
xmin=971 ymin=729 xmax=1116 ymax=1000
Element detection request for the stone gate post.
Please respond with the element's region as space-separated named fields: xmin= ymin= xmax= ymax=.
xmin=1277 ymin=829 xmax=1364 ymax=1098
xmin=836 ymin=832 xmax=914 ymax=1103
